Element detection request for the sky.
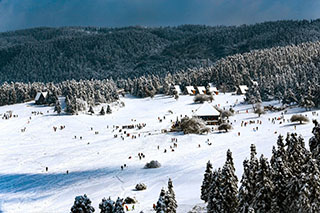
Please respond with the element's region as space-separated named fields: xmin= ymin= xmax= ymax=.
xmin=0 ymin=0 xmax=320 ymax=32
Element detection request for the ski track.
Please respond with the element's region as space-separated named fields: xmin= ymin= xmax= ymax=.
xmin=0 ymin=94 xmax=319 ymax=212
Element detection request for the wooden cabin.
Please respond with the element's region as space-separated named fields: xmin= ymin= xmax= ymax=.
xmin=193 ymin=102 xmax=220 ymax=125
xmin=35 ymin=92 xmax=48 ymax=105
xmin=186 ymin=86 xmax=196 ymax=95
xmin=236 ymin=85 xmax=249 ymax=95
xmin=197 ymin=86 xmax=206 ymax=95
xmin=209 ymin=83 xmax=219 ymax=95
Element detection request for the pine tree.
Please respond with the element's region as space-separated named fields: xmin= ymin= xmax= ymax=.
xmin=114 ymin=197 xmax=125 ymax=213
xmin=100 ymin=107 xmax=106 ymax=115
xmin=156 ymin=188 xmax=167 ymax=213
xmin=309 ymin=120 xmax=320 ymax=162
xmin=88 ymin=106 xmax=94 ymax=114
xmin=99 ymin=197 xmax=115 ymax=213
xmin=165 ymin=178 xmax=178 ymax=213
xmin=270 ymin=153 xmax=292 ymax=212
xmin=106 ymin=105 xmax=112 ymax=114
xmin=201 ymin=160 xmax=213 ymax=202
xmin=54 ymin=100 xmax=62 ymax=114
xmin=220 ymin=150 xmax=239 ymax=212
xmin=70 ymin=194 xmax=95 ymax=213
xmin=207 ymin=169 xmax=223 ymax=213
xmin=238 ymin=159 xmax=253 ymax=213
xmin=252 ymin=155 xmax=274 ymax=213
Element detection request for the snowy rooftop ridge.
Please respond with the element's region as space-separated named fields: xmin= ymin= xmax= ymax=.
xmin=194 ymin=102 xmax=220 ymax=116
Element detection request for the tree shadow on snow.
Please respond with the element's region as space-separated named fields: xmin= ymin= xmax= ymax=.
xmin=0 ymin=167 xmax=118 ymax=194
xmin=280 ymin=123 xmax=308 ymax=128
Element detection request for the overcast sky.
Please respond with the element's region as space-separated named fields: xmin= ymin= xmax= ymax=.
xmin=0 ymin=0 xmax=319 ymax=32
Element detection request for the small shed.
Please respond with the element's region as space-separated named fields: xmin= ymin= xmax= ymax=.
xmin=35 ymin=92 xmax=48 ymax=105
xmin=174 ymin=85 xmax=182 ymax=95
xmin=193 ymin=102 xmax=220 ymax=125
xmin=236 ymin=85 xmax=249 ymax=95
xmin=197 ymin=86 xmax=206 ymax=95
xmin=186 ymin=86 xmax=196 ymax=95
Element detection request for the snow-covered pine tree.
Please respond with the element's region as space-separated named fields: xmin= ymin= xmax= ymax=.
xmin=165 ymin=178 xmax=178 ymax=213
xmin=251 ymin=155 xmax=274 ymax=212
xmin=99 ymin=197 xmax=115 ymax=213
xmin=201 ymin=160 xmax=213 ymax=202
xmin=54 ymin=100 xmax=62 ymax=114
xmin=100 ymin=107 xmax=106 ymax=115
xmin=303 ymin=155 xmax=320 ymax=211
xmin=114 ymin=197 xmax=125 ymax=213
xmin=156 ymin=188 xmax=167 ymax=213
xmin=309 ymin=120 xmax=320 ymax=163
xmin=249 ymin=144 xmax=259 ymax=198
xmin=207 ymin=169 xmax=223 ymax=213
xmin=238 ymin=159 xmax=253 ymax=213
xmin=270 ymin=151 xmax=292 ymax=212
xmin=70 ymin=194 xmax=95 ymax=213
xmin=88 ymin=106 xmax=94 ymax=114
xmin=106 ymin=105 xmax=112 ymax=114
xmin=219 ymin=149 xmax=238 ymax=212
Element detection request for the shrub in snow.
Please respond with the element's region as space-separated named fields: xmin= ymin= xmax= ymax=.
xmin=124 ymin=196 xmax=137 ymax=204
xmin=171 ymin=117 xmax=210 ymax=134
xmin=70 ymin=194 xmax=95 ymax=213
xmin=193 ymin=94 xmax=214 ymax=104
xmin=254 ymin=104 xmax=265 ymax=117
xmin=220 ymin=110 xmax=233 ymax=119
xmin=135 ymin=183 xmax=147 ymax=191
xmin=144 ymin=160 xmax=161 ymax=169
xmin=218 ymin=123 xmax=232 ymax=132
xmin=290 ymin=114 xmax=309 ymax=124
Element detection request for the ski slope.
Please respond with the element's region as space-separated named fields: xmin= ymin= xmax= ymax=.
xmin=0 ymin=94 xmax=318 ymax=213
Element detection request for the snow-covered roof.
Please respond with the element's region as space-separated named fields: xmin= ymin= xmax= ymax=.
xmin=35 ymin=92 xmax=48 ymax=101
xmin=197 ymin=86 xmax=206 ymax=95
xmin=174 ymin=85 xmax=182 ymax=94
xmin=194 ymin=102 xmax=220 ymax=116
xmin=238 ymin=85 xmax=248 ymax=94
xmin=208 ymin=83 xmax=218 ymax=93
xmin=186 ymin=86 xmax=196 ymax=95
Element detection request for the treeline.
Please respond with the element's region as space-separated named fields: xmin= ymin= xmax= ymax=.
xmin=0 ymin=80 xmax=119 ymax=114
xmin=201 ymin=120 xmax=320 ymax=212
xmin=121 ymin=40 xmax=320 ymax=109
xmin=2 ymin=20 xmax=320 ymax=83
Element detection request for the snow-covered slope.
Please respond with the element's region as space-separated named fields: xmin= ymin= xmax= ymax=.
xmin=0 ymin=94 xmax=318 ymax=212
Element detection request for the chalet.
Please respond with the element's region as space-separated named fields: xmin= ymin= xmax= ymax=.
xmin=174 ymin=85 xmax=182 ymax=95
xmin=236 ymin=85 xmax=249 ymax=95
xmin=209 ymin=83 xmax=219 ymax=95
xmin=193 ymin=102 xmax=220 ymax=125
xmin=197 ymin=86 xmax=206 ymax=95
xmin=186 ymin=86 xmax=196 ymax=95
xmin=35 ymin=92 xmax=48 ymax=105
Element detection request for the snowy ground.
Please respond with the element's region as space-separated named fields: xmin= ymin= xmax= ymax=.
xmin=0 ymin=93 xmax=319 ymax=213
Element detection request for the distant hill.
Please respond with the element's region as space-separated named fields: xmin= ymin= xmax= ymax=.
xmin=1 ymin=19 xmax=320 ymax=83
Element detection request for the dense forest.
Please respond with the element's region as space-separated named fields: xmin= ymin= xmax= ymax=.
xmin=201 ymin=120 xmax=320 ymax=212
xmin=2 ymin=19 xmax=320 ymax=83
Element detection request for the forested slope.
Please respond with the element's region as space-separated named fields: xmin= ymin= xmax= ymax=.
xmin=2 ymin=20 xmax=320 ymax=83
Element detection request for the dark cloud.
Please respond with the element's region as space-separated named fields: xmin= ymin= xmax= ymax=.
xmin=0 ymin=0 xmax=319 ymax=32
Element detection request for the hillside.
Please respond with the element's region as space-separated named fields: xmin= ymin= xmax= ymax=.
xmin=2 ymin=20 xmax=320 ymax=83
xmin=0 ymin=93 xmax=318 ymax=212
